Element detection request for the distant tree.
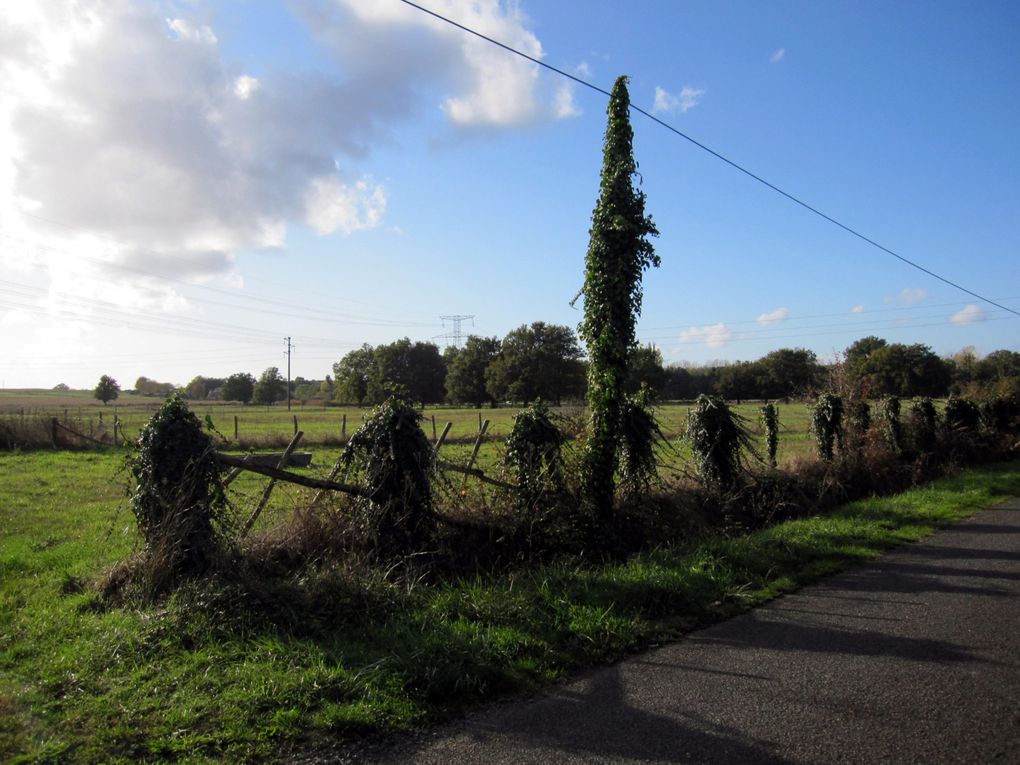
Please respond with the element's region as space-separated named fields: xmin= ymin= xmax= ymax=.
xmin=52 ymin=383 xmax=70 ymax=391
xmin=368 ymin=339 xmax=447 ymax=405
xmin=977 ymin=349 xmax=1020 ymax=382
xmin=333 ymin=344 xmax=376 ymax=405
xmin=93 ymin=375 xmax=120 ymax=405
xmin=625 ymin=344 xmax=667 ymax=397
xmin=717 ymin=361 xmax=760 ymax=401
xmin=579 ymin=74 xmax=659 ymax=521
xmin=445 ymin=335 xmax=500 ymax=407
xmin=758 ymin=348 xmax=821 ymax=398
xmin=485 ymin=322 xmax=585 ymax=405
xmin=134 ymin=376 xmax=176 ymax=397
xmin=221 ymin=372 xmax=256 ymax=404
xmin=185 ymin=376 xmax=209 ymax=400
xmin=292 ymin=378 xmax=324 ymax=401
xmin=863 ymin=343 xmax=951 ymax=398
xmin=253 ymin=367 xmax=287 ymax=405
xmin=319 ymin=375 xmax=334 ymax=396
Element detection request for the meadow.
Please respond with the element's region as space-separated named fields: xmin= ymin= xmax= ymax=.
xmin=0 ymin=389 xmax=818 ymax=468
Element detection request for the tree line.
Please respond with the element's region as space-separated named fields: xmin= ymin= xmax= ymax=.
xmin=118 ymin=335 xmax=1019 ymax=407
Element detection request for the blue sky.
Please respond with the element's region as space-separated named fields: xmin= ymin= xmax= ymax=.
xmin=1 ymin=0 xmax=1017 ymax=389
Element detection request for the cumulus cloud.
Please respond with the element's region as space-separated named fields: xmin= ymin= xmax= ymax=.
xmin=314 ymin=0 xmax=575 ymax=128
xmin=680 ymin=323 xmax=732 ymax=349
xmin=0 ymin=0 xmax=572 ymax=305
xmin=652 ymin=85 xmax=704 ymax=115
xmin=770 ymin=48 xmax=785 ymax=63
xmin=951 ymin=304 xmax=986 ymax=325
xmin=756 ymin=307 xmax=789 ymax=326
xmin=899 ymin=287 xmax=929 ymax=305
xmin=851 ymin=305 xmax=865 ymax=314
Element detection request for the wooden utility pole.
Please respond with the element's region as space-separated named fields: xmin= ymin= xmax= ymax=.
xmin=284 ymin=336 xmax=293 ymax=411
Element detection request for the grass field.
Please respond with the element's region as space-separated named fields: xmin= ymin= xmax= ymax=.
xmin=2 ymin=437 xmax=1018 ymax=762
xmin=1 ymin=389 xmax=819 ymax=467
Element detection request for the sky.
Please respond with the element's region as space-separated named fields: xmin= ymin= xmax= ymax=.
xmin=1 ymin=0 xmax=1018 ymax=390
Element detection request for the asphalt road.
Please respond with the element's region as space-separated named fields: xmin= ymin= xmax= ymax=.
xmin=373 ymin=498 xmax=1020 ymax=764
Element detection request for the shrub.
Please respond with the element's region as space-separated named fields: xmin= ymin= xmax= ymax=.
xmin=686 ymin=395 xmax=756 ymax=487
xmin=759 ymin=402 xmax=779 ymax=468
xmin=811 ymin=393 xmax=844 ymax=463
xmin=504 ymin=400 xmax=566 ymax=507
xmin=339 ymin=396 xmax=435 ymax=556
xmin=944 ymin=395 xmax=981 ymax=433
xmin=128 ymin=394 xmax=228 ymax=589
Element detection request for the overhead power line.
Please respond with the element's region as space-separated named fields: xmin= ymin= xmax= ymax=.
xmin=396 ymin=0 xmax=1020 ymax=320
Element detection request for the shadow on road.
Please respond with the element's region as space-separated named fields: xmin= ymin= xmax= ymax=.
xmin=692 ymin=612 xmax=979 ymax=664
xmin=444 ymin=666 xmax=795 ymax=765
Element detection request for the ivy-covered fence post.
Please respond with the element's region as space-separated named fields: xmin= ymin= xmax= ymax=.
xmin=339 ymin=396 xmax=435 ymax=556
xmin=760 ymin=402 xmax=779 ymax=468
xmin=579 ymin=75 xmax=659 ymax=522
xmin=882 ymin=396 xmax=902 ymax=454
xmin=129 ymin=394 xmax=228 ymax=587
xmin=811 ymin=393 xmax=844 ymax=463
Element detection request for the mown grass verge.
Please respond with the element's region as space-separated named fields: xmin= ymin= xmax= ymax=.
xmin=1 ymin=455 xmax=1018 ymax=763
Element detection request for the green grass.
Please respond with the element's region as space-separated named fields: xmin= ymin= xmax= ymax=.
xmin=2 ymin=447 xmax=1018 ymax=763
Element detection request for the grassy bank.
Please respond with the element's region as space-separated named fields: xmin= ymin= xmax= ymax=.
xmin=2 ymin=453 xmax=1018 ymax=763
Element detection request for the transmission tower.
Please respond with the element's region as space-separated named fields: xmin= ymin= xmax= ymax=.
xmin=438 ymin=314 xmax=475 ymax=347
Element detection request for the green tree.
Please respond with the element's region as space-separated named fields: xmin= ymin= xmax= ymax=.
xmin=578 ymin=75 xmax=659 ymax=520
xmin=864 ymin=343 xmax=951 ymax=397
xmin=253 ymin=367 xmax=286 ymax=405
xmin=484 ymin=322 xmax=585 ymax=405
xmin=758 ymin=348 xmax=821 ymax=398
xmin=368 ymin=339 xmax=446 ymax=405
xmin=333 ymin=344 xmax=376 ymax=405
xmin=93 ymin=375 xmax=120 ymax=405
xmin=445 ymin=335 xmax=500 ymax=407
xmin=625 ymin=344 xmax=667 ymax=397
xmin=221 ymin=372 xmax=255 ymax=404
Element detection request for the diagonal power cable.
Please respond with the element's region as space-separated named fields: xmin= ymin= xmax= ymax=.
xmin=396 ymin=0 xmax=1020 ymax=318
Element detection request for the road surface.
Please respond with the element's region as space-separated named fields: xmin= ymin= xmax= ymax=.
xmin=373 ymin=498 xmax=1020 ymax=764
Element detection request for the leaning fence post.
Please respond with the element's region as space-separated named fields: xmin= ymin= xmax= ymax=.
xmin=433 ymin=421 xmax=453 ymax=457
xmin=466 ymin=419 xmax=490 ymax=472
xmin=293 ymin=415 xmax=298 ymax=435
xmin=341 ymin=413 xmax=347 ymax=439
xmin=50 ymin=417 xmax=58 ymax=447
xmin=234 ymin=415 xmax=239 ymax=440
xmin=113 ymin=415 xmax=119 ymax=446
xmin=243 ymin=431 xmax=303 ymax=536
xmin=431 ymin=414 xmax=437 ymax=441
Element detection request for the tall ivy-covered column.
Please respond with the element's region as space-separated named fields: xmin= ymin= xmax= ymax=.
xmin=580 ymin=76 xmax=659 ymax=522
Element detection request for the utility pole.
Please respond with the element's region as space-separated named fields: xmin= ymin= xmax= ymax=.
xmin=438 ymin=314 xmax=475 ymax=348
xmin=284 ymin=336 xmax=293 ymax=411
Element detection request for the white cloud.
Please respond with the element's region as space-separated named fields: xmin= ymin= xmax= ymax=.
xmin=166 ymin=18 xmax=217 ymax=45
xmin=304 ymin=177 xmax=387 ymax=235
xmin=770 ymin=48 xmax=785 ymax=63
xmin=321 ymin=0 xmax=573 ymax=129
xmin=652 ymin=85 xmax=704 ymax=115
xmin=552 ymin=83 xmax=581 ymax=119
xmin=851 ymin=305 xmax=865 ymax=314
xmin=680 ymin=323 xmax=732 ymax=349
xmin=899 ymin=287 xmax=929 ymax=305
xmin=756 ymin=307 xmax=789 ymax=326
xmin=951 ymin=304 xmax=986 ymax=325
xmin=233 ymin=74 xmax=260 ymax=100
xmin=1 ymin=1 xmax=405 ymax=291
xmin=0 ymin=0 xmax=573 ymax=308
